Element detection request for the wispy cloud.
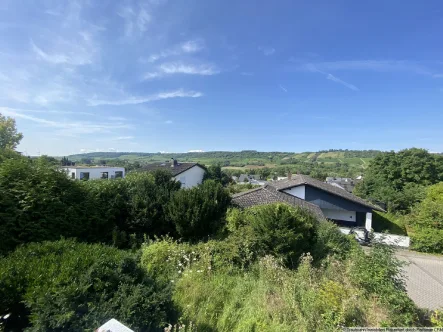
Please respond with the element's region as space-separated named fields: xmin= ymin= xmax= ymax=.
xmin=326 ymin=73 xmax=359 ymax=91
xmin=143 ymin=62 xmax=220 ymax=80
xmin=298 ymin=64 xmax=359 ymax=91
xmin=108 ymin=116 xmax=127 ymax=121
xmin=165 ymin=120 xmax=173 ymax=124
xmin=0 ymin=107 xmax=94 ymax=116
xmin=113 ymin=136 xmax=134 ymax=140
xmin=1 ymin=108 xmax=132 ymax=136
xmin=88 ymin=89 xmax=203 ymax=106
xmin=118 ymin=5 xmax=151 ymax=38
xmin=159 ymin=62 xmax=219 ymax=75
xmin=296 ymin=60 xmax=443 ymax=77
xmin=181 ymin=40 xmax=204 ymax=53
xmin=279 ymin=85 xmax=288 ymax=92
xmin=144 ymin=39 xmax=205 ymax=63
xmin=259 ymin=46 xmax=275 ymax=56
xmin=31 ymin=40 xmax=94 ymax=66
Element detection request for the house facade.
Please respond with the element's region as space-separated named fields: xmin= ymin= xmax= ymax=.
xmin=143 ymin=159 xmax=206 ymax=188
xmin=233 ymin=174 xmax=383 ymax=230
xmin=61 ymin=166 xmax=125 ymax=180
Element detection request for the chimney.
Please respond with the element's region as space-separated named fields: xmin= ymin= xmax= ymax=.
xmin=288 ymin=171 xmax=292 ymax=180
xmin=170 ymin=158 xmax=178 ymax=168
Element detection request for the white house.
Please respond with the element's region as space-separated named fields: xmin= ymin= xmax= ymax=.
xmin=143 ymin=158 xmax=206 ymax=188
xmin=61 ymin=166 xmax=125 ymax=180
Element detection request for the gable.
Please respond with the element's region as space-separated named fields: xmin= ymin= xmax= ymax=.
xmin=304 ymin=185 xmax=372 ymax=213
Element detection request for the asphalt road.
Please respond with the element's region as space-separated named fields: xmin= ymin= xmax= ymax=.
xmin=396 ymin=250 xmax=443 ymax=310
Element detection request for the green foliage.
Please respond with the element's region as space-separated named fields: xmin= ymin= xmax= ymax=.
xmin=0 ymin=239 xmax=172 ymax=331
xmin=167 ymin=180 xmax=231 ymax=241
xmin=408 ymin=182 xmax=443 ymax=253
xmin=0 ymin=113 xmax=23 ymax=150
xmin=0 ymin=157 xmax=103 ymax=255
xmin=310 ymin=220 xmax=356 ymax=261
xmin=355 ymin=148 xmax=443 ymax=212
xmin=172 ymin=250 xmax=419 ymax=331
xmin=227 ymin=204 xmax=318 ymax=268
xmin=203 ymin=164 xmax=232 ymax=186
xmin=348 ymin=244 xmax=419 ymax=326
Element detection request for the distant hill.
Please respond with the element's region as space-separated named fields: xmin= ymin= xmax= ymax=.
xmin=68 ymin=149 xmax=382 ymax=169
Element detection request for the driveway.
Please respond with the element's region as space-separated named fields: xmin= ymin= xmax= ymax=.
xmin=396 ymin=250 xmax=443 ymax=310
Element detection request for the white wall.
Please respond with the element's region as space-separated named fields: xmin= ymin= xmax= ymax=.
xmin=339 ymin=228 xmax=410 ymax=248
xmin=322 ymin=208 xmax=356 ymax=222
xmin=174 ymin=166 xmax=205 ymax=188
xmin=62 ymin=167 xmax=125 ymax=180
xmin=283 ymin=185 xmax=305 ymax=199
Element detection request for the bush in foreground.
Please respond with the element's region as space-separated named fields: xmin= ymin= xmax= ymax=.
xmin=0 ymin=239 xmax=171 ymax=331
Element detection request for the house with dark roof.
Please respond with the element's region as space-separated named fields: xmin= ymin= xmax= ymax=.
xmin=143 ymin=158 xmax=206 ymax=188
xmin=232 ymin=174 xmax=384 ymax=230
xmin=232 ymin=185 xmax=326 ymax=220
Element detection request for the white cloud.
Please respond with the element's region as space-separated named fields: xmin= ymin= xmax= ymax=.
xmin=88 ymin=89 xmax=203 ymax=106
xmin=159 ymin=62 xmax=219 ymax=75
xmin=144 ymin=39 xmax=205 ymax=63
xmin=181 ymin=40 xmax=204 ymax=53
xmin=1 ymin=108 xmax=132 ymax=136
xmin=0 ymin=107 xmax=93 ymax=116
xmin=142 ymin=62 xmax=220 ymax=80
xmin=188 ymin=149 xmax=204 ymax=152
xmin=326 ymin=73 xmax=359 ymax=91
xmin=108 ymin=116 xmax=127 ymax=121
xmin=298 ymin=64 xmax=359 ymax=91
xmin=31 ymin=40 xmax=93 ymax=66
xmin=259 ymin=46 xmax=275 ymax=56
xmin=118 ymin=4 xmax=151 ymax=38
xmin=143 ymin=72 xmax=162 ymax=80
xmin=114 ymin=136 xmax=134 ymax=140
xmin=297 ymin=60 xmax=443 ymax=77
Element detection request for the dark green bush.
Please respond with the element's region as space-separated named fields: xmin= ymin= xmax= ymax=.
xmin=0 ymin=157 xmax=103 ymax=255
xmin=234 ymin=203 xmax=318 ymax=268
xmin=167 ymin=180 xmax=231 ymax=241
xmin=0 ymin=239 xmax=172 ymax=331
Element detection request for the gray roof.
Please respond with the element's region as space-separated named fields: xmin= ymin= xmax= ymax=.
xmin=269 ymin=174 xmax=383 ymax=211
xmin=232 ymin=185 xmax=326 ymax=220
xmin=143 ymin=162 xmax=205 ymax=177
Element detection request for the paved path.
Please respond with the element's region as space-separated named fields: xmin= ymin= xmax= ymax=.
xmin=396 ymin=250 xmax=443 ymax=310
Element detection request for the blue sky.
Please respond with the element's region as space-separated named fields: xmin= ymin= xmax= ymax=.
xmin=1 ymin=0 xmax=442 ymax=156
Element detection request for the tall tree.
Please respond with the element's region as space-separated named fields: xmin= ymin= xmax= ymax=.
xmin=0 ymin=113 xmax=23 ymax=150
xmin=355 ymin=148 xmax=443 ymax=212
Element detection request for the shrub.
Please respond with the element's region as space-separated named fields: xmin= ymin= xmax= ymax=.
xmin=230 ymin=204 xmax=318 ymax=268
xmin=311 ymin=220 xmax=356 ymax=261
xmin=167 ymin=180 xmax=231 ymax=240
xmin=0 ymin=157 xmax=103 ymax=255
xmin=408 ymin=182 xmax=443 ymax=253
xmin=0 ymin=239 xmax=172 ymax=331
xmin=410 ymin=228 xmax=443 ymax=253
xmin=348 ymin=243 xmax=419 ymax=326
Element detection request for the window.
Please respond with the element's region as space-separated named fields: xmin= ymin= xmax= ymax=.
xmin=71 ymin=172 xmax=75 ymax=179
xmin=115 ymin=171 xmax=123 ymax=178
xmin=80 ymin=172 xmax=90 ymax=180
xmin=100 ymin=172 xmax=109 ymax=179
